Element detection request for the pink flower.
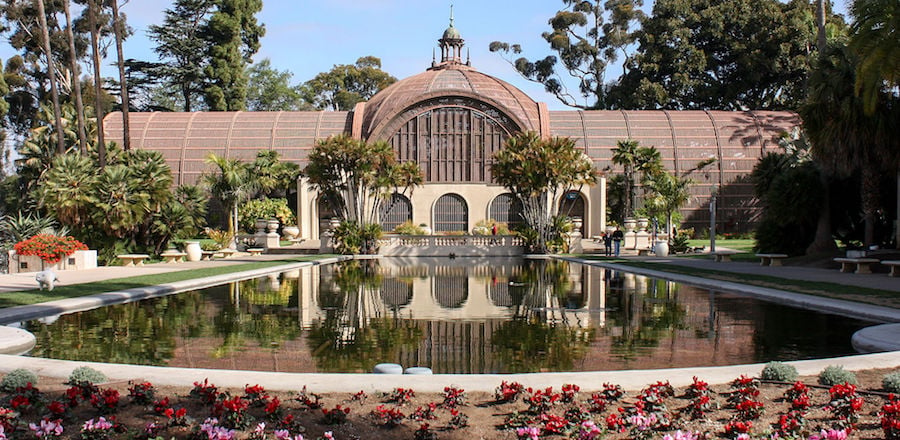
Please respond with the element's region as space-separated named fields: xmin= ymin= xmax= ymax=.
xmin=516 ymin=426 xmax=541 ymax=440
xmin=663 ymin=431 xmax=700 ymax=440
xmin=809 ymin=429 xmax=848 ymax=440
xmin=29 ymin=419 xmax=64 ymax=438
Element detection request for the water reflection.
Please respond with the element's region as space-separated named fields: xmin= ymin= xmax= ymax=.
xmin=24 ymin=258 xmax=870 ymax=373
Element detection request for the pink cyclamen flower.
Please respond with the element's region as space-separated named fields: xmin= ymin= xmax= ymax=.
xmin=273 ymin=430 xmax=303 ymax=440
xmin=516 ymin=426 xmax=541 ymax=440
xmin=663 ymin=431 xmax=700 ymax=440
xmin=82 ymin=417 xmax=113 ymax=432
xmin=578 ymin=420 xmax=603 ymax=440
xmin=323 ymin=432 xmax=334 ymax=440
xmin=29 ymin=419 xmax=64 ymax=438
xmin=809 ymin=429 xmax=848 ymax=440
xmin=0 ymin=425 xmax=6 ymax=440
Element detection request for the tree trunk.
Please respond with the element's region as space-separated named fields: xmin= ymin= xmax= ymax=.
xmin=806 ymin=171 xmax=838 ymax=254
xmin=109 ymin=0 xmax=130 ymax=150
xmin=63 ymin=0 xmax=87 ymax=154
xmin=816 ymin=0 xmax=827 ymax=51
xmin=88 ymin=0 xmax=106 ymax=167
xmin=862 ymin=168 xmax=879 ymax=247
xmin=36 ymin=0 xmax=66 ymax=155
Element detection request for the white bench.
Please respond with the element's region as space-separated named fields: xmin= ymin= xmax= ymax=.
xmin=200 ymin=251 xmax=217 ymax=261
xmin=637 ymin=248 xmax=652 ymax=256
xmin=117 ymin=254 xmax=150 ymax=267
xmin=882 ymin=260 xmax=900 ymax=277
xmin=218 ymin=248 xmax=236 ymax=258
xmin=712 ymin=251 xmax=738 ymax=262
xmin=834 ymin=257 xmax=879 ymax=274
xmin=247 ymin=248 xmax=264 ymax=256
xmin=160 ymin=251 xmax=186 ymax=263
xmin=756 ymin=253 xmax=788 ymax=267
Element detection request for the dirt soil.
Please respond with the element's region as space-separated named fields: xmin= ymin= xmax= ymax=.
xmin=3 ymin=368 xmax=898 ymax=440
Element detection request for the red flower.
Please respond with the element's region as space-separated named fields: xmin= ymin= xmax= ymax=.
xmin=10 ymin=395 xmax=29 ymax=409
xmin=14 ymin=234 xmax=87 ymax=264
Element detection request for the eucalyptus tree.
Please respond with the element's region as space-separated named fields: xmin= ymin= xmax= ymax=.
xmin=489 ymin=0 xmax=644 ymax=109
xmin=61 ymin=0 xmax=87 ymax=153
xmin=108 ymin=0 xmax=131 ymax=150
xmin=247 ymin=59 xmax=309 ymax=111
xmin=35 ymin=0 xmax=65 ymax=155
xmin=492 ymin=132 xmax=597 ymax=253
xmin=299 ymin=57 xmax=396 ymax=111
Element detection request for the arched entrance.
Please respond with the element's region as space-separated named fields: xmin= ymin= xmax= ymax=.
xmin=433 ymin=193 xmax=468 ymax=232
xmin=559 ymin=190 xmax=587 ymax=235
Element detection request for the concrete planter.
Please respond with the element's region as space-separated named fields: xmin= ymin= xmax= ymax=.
xmin=7 ymin=249 xmax=97 ymax=273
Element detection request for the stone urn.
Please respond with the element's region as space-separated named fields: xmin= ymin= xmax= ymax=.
xmin=637 ymin=217 xmax=650 ymax=231
xmin=282 ymin=226 xmax=300 ymax=240
xmin=571 ymin=217 xmax=583 ymax=234
xmin=184 ymin=241 xmax=202 ymax=262
xmin=624 ymin=218 xmax=637 ymax=232
xmin=653 ymin=239 xmax=669 ymax=257
xmin=254 ymin=218 xmax=268 ymax=234
xmin=266 ymin=219 xmax=279 ymax=234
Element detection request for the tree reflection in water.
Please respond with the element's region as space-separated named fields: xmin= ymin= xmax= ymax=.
xmin=308 ymin=260 xmax=423 ymax=372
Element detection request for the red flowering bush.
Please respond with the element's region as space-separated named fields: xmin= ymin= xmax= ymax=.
xmin=494 ymin=381 xmax=524 ymax=402
xmin=881 ymin=394 xmax=900 ymax=439
xmin=827 ymin=382 xmax=864 ymax=430
xmin=13 ymin=234 xmax=87 ymax=264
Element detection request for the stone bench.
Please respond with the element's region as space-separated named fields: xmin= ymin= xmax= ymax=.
xmin=637 ymin=248 xmax=652 ymax=256
xmin=218 ymin=248 xmax=236 ymax=258
xmin=200 ymin=251 xmax=217 ymax=261
xmin=160 ymin=251 xmax=186 ymax=263
xmin=756 ymin=253 xmax=788 ymax=267
xmin=117 ymin=254 xmax=150 ymax=267
xmin=834 ymin=257 xmax=879 ymax=274
xmin=247 ymin=248 xmax=265 ymax=256
xmin=712 ymin=250 xmax=738 ymax=262
xmin=882 ymin=260 xmax=900 ymax=277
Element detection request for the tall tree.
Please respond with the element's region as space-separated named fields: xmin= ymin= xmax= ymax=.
xmin=246 ymin=59 xmax=308 ymax=111
xmin=35 ymin=0 xmax=65 ymax=155
xmin=148 ymin=0 xmax=213 ymax=112
xmin=610 ymin=0 xmax=824 ymax=110
xmin=299 ymin=56 xmax=396 ymax=111
xmin=611 ymin=139 xmax=662 ymax=219
xmin=85 ymin=0 xmax=106 ymax=167
xmin=849 ymin=0 xmax=899 ymax=115
xmin=62 ymin=0 xmax=87 ymax=154
xmin=489 ymin=0 xmax=644 ymax=109
xmin=203 ymin=153 xmax=255 ymax=237
xmin=492 ymin=132 xmax=597 ymax=253
xmin=202 ymin=0 xmax=265 ymax=111
xmin=108 ymin=0 xmax=130 ymax=150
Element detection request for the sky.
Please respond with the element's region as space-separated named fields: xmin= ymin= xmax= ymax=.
xmin=1 ymin=0 xmax=852 ymax=111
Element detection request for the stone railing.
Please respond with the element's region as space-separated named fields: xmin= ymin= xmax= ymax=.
xmin=378 ymin=235 xmax=525 ymax=257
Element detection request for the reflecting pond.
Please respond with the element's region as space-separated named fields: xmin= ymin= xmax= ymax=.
xmin=23 ymin=258 xmax=873 ymax=373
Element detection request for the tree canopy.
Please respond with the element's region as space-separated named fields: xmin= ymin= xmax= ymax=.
xmin=299 ymin=56 xmax=397 ymax=111
xmin=202 ymin=0 xmax=265 ymax=111
xmin=246 ymin=59 xmax=309 ymax=111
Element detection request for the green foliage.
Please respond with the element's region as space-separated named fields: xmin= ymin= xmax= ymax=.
xmin=205 ymin=228 xmax=233 ymax=249
xmin=818 ymin=365 xmax=858 ymax=386
xmin=760 ymin=361 xmax=799 ymax=382
xmin=392 ymin=220 xmax=424 ymax=235
xmin=489 ymin=0 xmax=644 ymax=109
xmin=202 ymin=0 xmax=265 ymax=110
xmin=0 ymin=368 xmax=38 ymax=391
xmin=203 ymin=153 xmax=256 ymax=234
xmin=473 ymin=219 xmax=512 ymax=236
xmin=67 ymin=366 xmax=108 ymax=385
xmin=611 ymin=139 xmax=662 ymax=220
xmin=883 ymin=372 xmax=900 ymax=393
xmin=247 ymin=58 xmax=308 ymax=111
xmin=670 ymin=233 xmax=691 ymax=253
xmin=238 ymin=198 xmax=295 ymax=233
xmin=300 ymin=56 xmax=397 ymax=111
xmin=248 ymin=150 xmax=301 ymax=199
xmin=751 ymin=151 xmax=822 ymax=254
xmin=332 ymin=221 xmax=383 ymax=255
xmin=609 ymin=0 xmax=834 ymax=110
xmin=492 ymin=132 xmax=596 ymax=253
xmin=849 ymin=0 xmax=900 ymax=115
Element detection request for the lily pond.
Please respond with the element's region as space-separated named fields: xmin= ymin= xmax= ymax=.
xmin=23 ymin=258 xmax=872 ymax=374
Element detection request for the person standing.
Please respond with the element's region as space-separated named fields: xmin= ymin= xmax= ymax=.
xmin=612 ymin=227 xmax=624 ymax=257
xmin=602 ymin=232 xmax=613 ymax=256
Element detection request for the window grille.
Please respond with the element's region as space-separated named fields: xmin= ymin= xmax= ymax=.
xmin=380 ymin=193 xmax=412 ymax=231
xmin=434 ymin=194 xmax=468 ymax=232
xmin=559 ymin=191 xmax=586 ymax=232
xmin=489 ymin=193 xmax=524 ymax=228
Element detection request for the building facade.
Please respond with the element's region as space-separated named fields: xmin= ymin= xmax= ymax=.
xmin=104 ymin=20 xmax=799 ymax=240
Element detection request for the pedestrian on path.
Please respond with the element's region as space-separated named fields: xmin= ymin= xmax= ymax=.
xmin=602 ymin=232 xmax=612 ymax=256
xmin=612 ymin=227 xmax=624 ymax=257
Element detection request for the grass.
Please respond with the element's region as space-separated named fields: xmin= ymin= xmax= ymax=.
xmin=0 ymin=255 xmax=333 ymax=308
xmin=687 ymin=238 xmax=755 ymax=252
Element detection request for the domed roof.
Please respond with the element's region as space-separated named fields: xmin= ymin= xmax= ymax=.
xmin=359 ymin=66 xmax=542 ymax=141
xmin=442 ymin=24 xmax=461 ymax=40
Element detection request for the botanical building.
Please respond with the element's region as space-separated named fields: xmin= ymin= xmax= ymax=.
xmin=104 ymin=20 xmax=799 ymax=239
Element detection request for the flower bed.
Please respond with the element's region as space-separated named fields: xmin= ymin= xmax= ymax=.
xmin=0 ymin=369 xmax=897 ymax=440
xmin=13 ymin=235 xmax=88 ymax=265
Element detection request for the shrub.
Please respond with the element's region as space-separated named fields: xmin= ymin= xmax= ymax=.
xmin=761 ymin=361 xmax=799 ymax=382
xmin=238 ymin=198 xmax=295 ymax=233
xmin=205 ymin=228 xmax=234 ymax=249
xmin=392 ymin=220 xmax=424 ymax=235
xmin=472 ymin=219 xmax=511 ymax=235
xmin=0 ymin=368 xmax=38 ymax=391
xmin=883 ymin=372 xmax=900 ymax=393
xmin=68 ymin=366 xmax=108 ymax=385
xmin=818 ymin=365 xmax=858 ymax=386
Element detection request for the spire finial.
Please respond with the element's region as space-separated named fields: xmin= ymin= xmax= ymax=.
xmin=449 ymin=3 xmax=454 ymax=27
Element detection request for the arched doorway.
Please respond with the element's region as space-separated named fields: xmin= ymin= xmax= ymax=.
xmin=559 ymin=190 xmax=586 ymax=235
xmin=489 ymin=193 xmax=524 ymax=229
xmin=379 ymin=193 xmax=412 ymax=232
xmin=433 ymin=193 xmax=468 ymax=233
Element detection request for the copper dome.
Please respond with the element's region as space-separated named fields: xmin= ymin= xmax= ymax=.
xmin=357 ymin=66 xmax=543 ymax=141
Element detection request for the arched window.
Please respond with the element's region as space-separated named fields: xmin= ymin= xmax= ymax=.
xmin=433 ymin=194 xmax=468 ymax=232
xmin=489 ymin=193 xmax=524 ymax=229
xmin=559 ymin=190 xmax=586 ymax=233
xmin=379 ymin=193 xmax=412 ymax=232
xmin=390 ymin=106 xmax=509 ymax=183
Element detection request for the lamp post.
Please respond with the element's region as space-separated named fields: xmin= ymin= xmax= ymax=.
xmin=709 ymin=186 xmax=718 ymax=253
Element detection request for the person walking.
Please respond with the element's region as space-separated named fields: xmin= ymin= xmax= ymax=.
xmin=602 ymin=232 xmax=613 ymax=256
xmin=612 ymin=227 xmax=624 ymax=257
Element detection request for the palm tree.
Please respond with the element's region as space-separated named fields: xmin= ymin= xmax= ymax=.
xmin=203 ymin=153 xmax=256 ymax=237
xmin=643 ymin=171 xmax=693 ymax=242
xmin=849 ymin=0 xmax=899 ymax=115
xmin=611 ymin=139 xmax=663 ymax=219
xmin=93 ymin=164 xmax=150 ymax=238
xmin=37 ymin=153 xmax=98 ymax=227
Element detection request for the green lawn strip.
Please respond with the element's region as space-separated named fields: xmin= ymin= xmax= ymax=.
xmin=686 ymin=239 xmax=755 ymax=252
xmin=0 ymin=255 xmax=333 ymax=308
xmin=608 ymin=260 xmax=900 ymax=308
